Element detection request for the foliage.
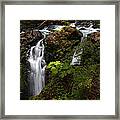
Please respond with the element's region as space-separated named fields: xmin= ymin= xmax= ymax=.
xmin=20 ymin=64 xmax=30 ymax=99
xmin=32 ymin=59 xmax=100 ymax=100
xmin=47 ymin=61 xmax=62 ymax=76
xmin=80 ymin=37 xmax=100 ymax=66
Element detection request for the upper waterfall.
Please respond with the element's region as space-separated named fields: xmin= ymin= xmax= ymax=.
xmin=71 ymin=23 xmax=100 ymax=65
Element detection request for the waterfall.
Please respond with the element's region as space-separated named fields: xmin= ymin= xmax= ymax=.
xmin=71 ymin=48 xmax=83 ymax=65
xmin=28 ymin=33 xmax=46 ymax=96
xmin=71 ymin=24 xmax=100 ymax=65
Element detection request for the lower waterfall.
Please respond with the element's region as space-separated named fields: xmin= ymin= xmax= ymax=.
xmin=28 ymin=33 xmax=46 ymax=96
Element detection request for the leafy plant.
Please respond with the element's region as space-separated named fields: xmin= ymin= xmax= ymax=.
xmin=47 ymin=61 xmax=62 ymax=76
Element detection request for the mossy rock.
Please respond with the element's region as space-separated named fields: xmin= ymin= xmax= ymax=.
xmin=45 ymin=26 xmax=83 ymax=63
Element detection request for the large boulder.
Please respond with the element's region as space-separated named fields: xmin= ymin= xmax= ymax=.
xmin=45 ymin=26 xmax=83 ymax=63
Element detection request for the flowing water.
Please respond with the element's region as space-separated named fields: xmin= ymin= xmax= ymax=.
xmin=71 ymin=23 xmax=100 ymax=65
xmin=28 ymin=23 xmax=100 ymax=96
xmin=28 ymin=33 xmax=47 ymax=96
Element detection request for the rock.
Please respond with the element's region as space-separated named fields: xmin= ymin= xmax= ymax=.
xmin=20 ymin=30 xmax=43 ymax=47
xmin=46 ymin=26 xmax=83 ymax=45
xmin=88 ymin=32 xmax=100 ymax=43
xmin=44 ymin=26 xmax=83 ymax=63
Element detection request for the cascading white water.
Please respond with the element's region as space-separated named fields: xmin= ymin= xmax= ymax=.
xmin=71 ymin=48 xmax=83 ymax=65
xmin=28 ymin=33 xmax=46 ymax=96
xmin=71 ymin=24 xmax=100 ymax=65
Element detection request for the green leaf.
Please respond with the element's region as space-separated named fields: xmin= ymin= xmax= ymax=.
xmin=51 ymin=67 xmax=58 ymax=75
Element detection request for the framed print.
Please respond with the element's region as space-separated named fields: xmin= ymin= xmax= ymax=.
xmin=0 ymin=0 xmax=119 ymax=119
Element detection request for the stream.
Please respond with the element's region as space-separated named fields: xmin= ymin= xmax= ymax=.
xmin=28 ymin=23 xmax=100 ymax=96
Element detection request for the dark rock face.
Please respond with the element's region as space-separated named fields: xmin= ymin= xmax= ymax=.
xmin=20 ymin=30 xmax=43 ymax=47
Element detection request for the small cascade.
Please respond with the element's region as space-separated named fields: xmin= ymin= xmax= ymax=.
xmin=71 ymin=23 xmax=100 ymax=65
xmin=71 ymin=47 xmax=83 ymax=65
xmin=28 ymin=33 xmax=46 ymax=96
